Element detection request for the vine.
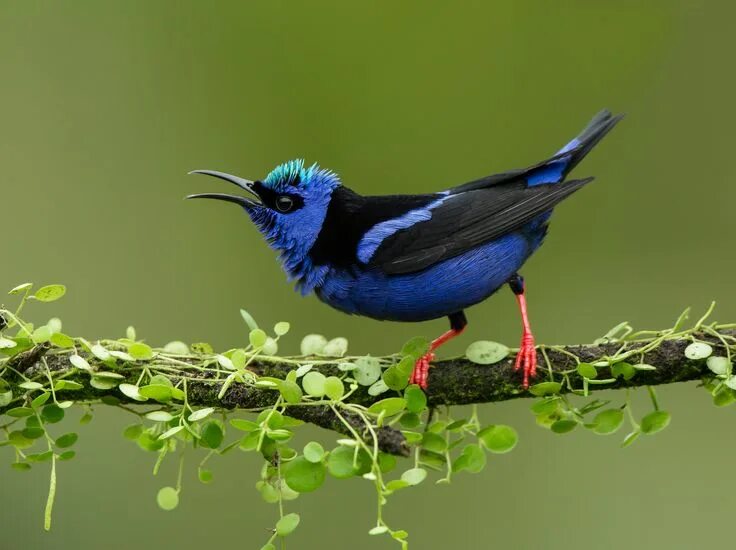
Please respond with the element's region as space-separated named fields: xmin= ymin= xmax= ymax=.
xmin=0 ymin=283 xmax=734 ymax=548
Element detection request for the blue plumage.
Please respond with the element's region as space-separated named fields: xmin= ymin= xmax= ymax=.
xmin=188 ymin=110 xmax=623 ymax=389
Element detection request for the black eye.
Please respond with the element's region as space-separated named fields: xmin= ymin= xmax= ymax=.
xmin=275 ymin=195 xmax=294 ymax=213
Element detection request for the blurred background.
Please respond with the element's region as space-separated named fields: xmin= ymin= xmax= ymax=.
xmin=1 ymin=1 xmax=734 ymax=548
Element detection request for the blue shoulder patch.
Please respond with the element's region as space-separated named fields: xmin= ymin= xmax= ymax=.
xmin=357 ymin=196 xmax=450 ymax=263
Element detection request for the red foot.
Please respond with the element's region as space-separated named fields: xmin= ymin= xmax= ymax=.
xmin=409 ymin=351 xmax=435 ymax=390
xmin=514 ymin=331 xmax=537 ymax=388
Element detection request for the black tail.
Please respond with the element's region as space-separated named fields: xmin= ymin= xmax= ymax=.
xmin=556 ymin=109 xmax=624 ymax=177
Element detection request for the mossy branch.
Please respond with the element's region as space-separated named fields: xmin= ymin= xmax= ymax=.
xmin=3 ymin=325 xmax=734 ymax=456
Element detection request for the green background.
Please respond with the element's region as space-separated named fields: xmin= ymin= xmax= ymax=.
xmin=1 ymin=1 xmax=734 ymax=549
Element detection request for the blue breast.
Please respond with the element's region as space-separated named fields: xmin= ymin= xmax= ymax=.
xmin=315 ymin=230 xmax=535 ymax=322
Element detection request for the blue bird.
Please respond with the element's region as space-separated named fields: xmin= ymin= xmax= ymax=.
xmin=188 ymin=110 xmax=622 ymax=389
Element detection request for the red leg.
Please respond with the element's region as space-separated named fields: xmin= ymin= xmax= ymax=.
xmin=410 ymin=312 xmax=467 ymax=390
xmin=511 ymin=276 xmax=537 ymax=388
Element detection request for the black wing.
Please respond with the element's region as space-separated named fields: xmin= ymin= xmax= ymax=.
xmin=367 ymin=177 xmax=593 ymax=275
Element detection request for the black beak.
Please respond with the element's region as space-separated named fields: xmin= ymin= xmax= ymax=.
xmin=186 ymin=170 xmax=261 ymax=207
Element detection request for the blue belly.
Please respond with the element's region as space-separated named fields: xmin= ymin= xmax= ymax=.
xmin=315 ymin=231 xmax=535 ymax=322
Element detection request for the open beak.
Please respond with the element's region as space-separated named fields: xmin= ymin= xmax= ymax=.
xmin=186 ymin=169 xmax=262 ymax=207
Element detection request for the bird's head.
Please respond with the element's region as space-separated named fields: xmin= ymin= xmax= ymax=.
xmin=187 ymin=160 xmax=340 ymax=287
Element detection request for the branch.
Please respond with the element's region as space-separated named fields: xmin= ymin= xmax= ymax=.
xmin=3 ymin=325 xmax=733 ymax=456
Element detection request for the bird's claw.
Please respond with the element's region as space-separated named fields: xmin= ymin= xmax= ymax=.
xmin=410 ymin=351 xmax=436 ymax=390
xmin=514 ymin=331 xmax=537 ymax=389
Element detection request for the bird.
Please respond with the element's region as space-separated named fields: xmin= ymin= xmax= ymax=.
xmin=187 ymin=110 xmax=622 ymax=390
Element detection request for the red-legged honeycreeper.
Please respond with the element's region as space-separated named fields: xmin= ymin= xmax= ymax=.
xmin=188 ymin=110 xmax=623 ymax=389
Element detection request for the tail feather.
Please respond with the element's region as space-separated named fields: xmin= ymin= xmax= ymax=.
xmin=450 ymin=109 xmax=623 ymax=193
xmin=556 ymin=109 xmax=624 ymax=175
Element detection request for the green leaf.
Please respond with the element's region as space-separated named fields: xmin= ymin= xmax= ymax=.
xmin=399 ymin=412 xmax=421 ymax=428
xmin=452 ymin=443 xmax=486 ymax=474
xmin=198 ymin=468 xmax=213 ymax=484
xmin=267 ymin=429 xmax=293 ymax=442
xmin=621 ymin=431 xmax=640 ymax=447
xmin=53 ymin=380 xmax=83 ymax=391
xmin=159 ymin=426 xmax=184 ymax=440
xmin=478 ymin=425 xmax=518 ymax=453
xmin=278 ymin=380 xmax=303 ymax=404
xmin=276 ymin=513 xmax=300 ymax=537
xmin=240 ymin=309 xmax=259 ymax=331
xmin=590 ymin=409 xmax=624 ymax=435
xmin=69 ymin=355 xmax=91 ymax=371
xmin=137 ymin=430 xmax=165 ymax=452
xmin=404 ymin=385 xmax=427 ymax=413
xmin=188 ymin=408 xmax=215 ymax=422
xmin=229 ymin=349 xmax=246 ymax=370
xmin=401 ymin=467 xmax=427 ymax=485
xmin=382 ymin=365 xmax=410 ymax=391
xmin=139 ymin=384 xmax=173 ymax=403
xmin=0 ymin=337 xmax=18 ymax=349
xmin=283 ymin=456 xmax=326 ymax=493
xmin=145 ymin=411 xmax=175 ymax=422
xmin=401 ymin=336 xmax=429 ymax=358
xmin=32 ymin=325 xmax=52 ymax=343
xmin=274 ymin=321 xmax=290 ymax=336
xmin=128 ymin=342 xmax=153 ymax=360
xmin=640 ymin=410 xmax=671 ymax=434
xmin=249 ymin=328 xmax=268 ymax=349
xmin=0 ymin=391 xmax=13 ymax=408
xmin=163 ymin=341 xmax=189 ymax=354
xmin=27 ymin=451 xmax=53 ymax=462
xmin=421 ymin=432 xmax=447 ymax=453
xmin=367 ymin=379 xmax=389 ymax=396
xmin=22 ymin=427 xmax=45 ymax=440
xmin=8 ymin=431 xmax=34 ymax=449
xmin=369 ymin=526 xmax=389 ymax=535
xmin=55 ymin=433 xmax=78 ymax=448
xmin=190 ymin=342 xmax=213 ymax=354
xmin=327 ymin=446 xmax=358 ymax=479
xmin=230 ymin=418 xmax=259 ymax=432
xmin=19 ymin=381 xmax=44 ymax=390
xmin=31 ymin=392 xmax=51 ymax=409
xmin=368 ymin=397 xmax=407 ymax=417
xmin=90 ymin=344 xmax=110 ymax=361
xmin=200 ymin=421 xmax=224 ymax=449
xmin=303 ymin=441 xmax=325 ymax=463
xmin=50 ymin=333 xmax=75 ymax=348
xmin=300 ymin=334 xmax=327 ymax=355
xmin=707 ymin=356 xmax=731 ymax=375
xmin=58 ymin=450 xmax=76 ymax=461
xmin=11 ymin=462 xmax=31 ymax=471
xmin=713 ymin=388 xmax=736 ymax=407
xmin=684 ymin=342 xmax=713 ymax=360
xmin=465 ymin=341 xmax=510 ymax=364
xmin=33 ymin=285 xmax=66 ymax=302
xmin=611 ymin=362 xmax=636 ymax=380
xmin=9 ymin=282 xmax=33 ymax=295
xmin=118 ymin=384 xmax=148 ymax=402
xmin=41 ymin=404 xmax=65 ymax=423
xmin=323 ymin=376 xmax=344 ymax=401
xmin=353 ymin=356 xmax=382 ymax=386
xmin=123 ymin=424 xmax=144 ymax=440
xmin=550 ymin=420 xmax=578 ymax=434
xmin=576 ymin=362 xmax=598 ymax=379
xmin=531 ymin=397 xmax=560 ymax=414
xmin=302 ymin=371 xmax=326 ymax=397
xmin=156 ymin=487 xmax=179 ymax=511
xmin=529 ymin=382 xmax=562 ymax=396
xmin=90 ymin=377 xmax=117 ymax=390
xmin=322 ymin=337 xmax=348 ymax=357
xmin=257 ymin=409 xmax=284 ymax=429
